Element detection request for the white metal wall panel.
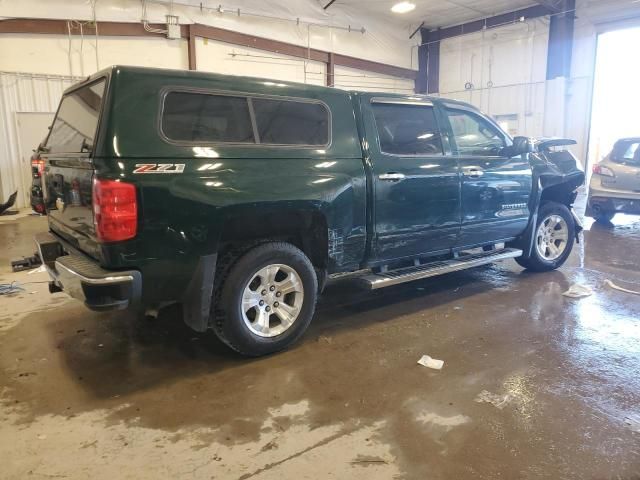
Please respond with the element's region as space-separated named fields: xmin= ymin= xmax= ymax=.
xmin=0 ymin=72 xmax=78 ymax=208
xmin=195 ymin=38 xmax=326 ymax=86
xmin=438 ymin=18 xmax=550 ymax=139
xmin=333 ymin=65 xmax=415 ymax=94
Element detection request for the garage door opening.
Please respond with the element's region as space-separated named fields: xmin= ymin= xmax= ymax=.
xmin=588 ymin=26 xmax=640 ymax=172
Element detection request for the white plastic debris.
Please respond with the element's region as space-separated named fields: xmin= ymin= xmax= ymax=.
xmin=417 ymin=355 xmax=444 ymax=370
xmin=605 ymin=279 xmax=640 ymax=296
xmin=562 ymin=284 xmax=593 ymax=299
xmin=27 ymin=264 xmax=47 ymax=275
xmin=474 ymin=390 xmax=513 ymax=409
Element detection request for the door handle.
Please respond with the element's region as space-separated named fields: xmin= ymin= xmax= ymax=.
xmin=379 ymin=173 xmax=406 ymax=181
xmin=462 ymin=168 xmax=484 ymax=178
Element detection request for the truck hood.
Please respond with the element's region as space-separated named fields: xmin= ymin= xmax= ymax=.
xmin=533 ymin=138 xmax=578 ymax=152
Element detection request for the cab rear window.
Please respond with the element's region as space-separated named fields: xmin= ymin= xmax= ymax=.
xmin=46 ymin=79 xmax=106 ymax=153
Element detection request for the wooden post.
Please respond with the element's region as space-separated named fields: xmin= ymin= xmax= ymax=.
xmin=326 ymin=52 xmax=335 ymax=87
xmin=188 ymin=24 xmax=197 ymax=70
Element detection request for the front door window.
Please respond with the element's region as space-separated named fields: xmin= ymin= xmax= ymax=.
xmin=446 ymin=108 xmax=506 ymax=157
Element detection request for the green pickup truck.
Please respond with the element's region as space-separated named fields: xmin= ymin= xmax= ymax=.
xmin=35 ymin=66 xmax=585 ymax=356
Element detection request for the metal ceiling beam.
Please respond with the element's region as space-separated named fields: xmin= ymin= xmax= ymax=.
xmin=422 ymin=4 xmax=553 ymax=42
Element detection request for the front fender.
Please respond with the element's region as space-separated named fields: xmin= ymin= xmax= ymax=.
xmin=508 ymin=147 xmax=585 ymax=258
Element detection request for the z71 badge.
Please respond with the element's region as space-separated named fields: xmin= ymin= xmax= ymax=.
xmin=133 ymin=164 xmax=185 ymax=174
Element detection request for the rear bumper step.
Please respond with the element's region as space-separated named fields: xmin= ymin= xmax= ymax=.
xmin=358 ymin=248 xmax=523 ymax=290
xmin=34 ymin=231 xmax=141 ymax=311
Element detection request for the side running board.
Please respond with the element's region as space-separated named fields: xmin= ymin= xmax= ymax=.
xmin=358 ymin=248 xmax=523 ymax=290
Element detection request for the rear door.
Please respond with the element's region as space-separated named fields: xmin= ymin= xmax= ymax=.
xmin=442 ymin=105 xmax=532 ymax=248
xmin=360 ymin=96 xmax=461 ymax=262
xmin=42 ymin=78 xmax=107 ymax=254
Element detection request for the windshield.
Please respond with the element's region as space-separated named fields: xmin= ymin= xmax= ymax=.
xmin=46 ymin=79 xmax=106 ymax=153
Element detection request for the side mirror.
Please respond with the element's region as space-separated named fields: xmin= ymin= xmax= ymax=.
xmin=504 ymin=136 xmax=534 ymax=157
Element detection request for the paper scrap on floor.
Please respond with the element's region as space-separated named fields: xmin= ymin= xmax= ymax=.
xmin=474 ymin=390 xmax=514 ymax=409
xmin=562 ymin=284 xmax=593 ymax=299
xmin=418 ymin=355 xmax=444 ymax=370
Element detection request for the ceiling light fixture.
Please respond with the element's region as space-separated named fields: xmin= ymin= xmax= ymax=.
xmin=391 ymin=1 xmax=416 ymax=14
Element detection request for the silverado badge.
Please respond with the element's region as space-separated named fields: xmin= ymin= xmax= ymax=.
xmin=133 ymin=164 xmax=186 ymax=174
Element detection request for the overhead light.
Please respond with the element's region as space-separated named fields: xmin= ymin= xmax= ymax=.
xmin=391 ymin=2 xmax=416 ymax=14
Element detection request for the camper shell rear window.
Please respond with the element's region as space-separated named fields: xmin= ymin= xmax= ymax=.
xmin=46 ymin=79 xmax=106 ymax=154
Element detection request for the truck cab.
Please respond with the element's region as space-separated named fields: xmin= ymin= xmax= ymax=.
xmin=35 ymin=66 xmax=584 ymax=356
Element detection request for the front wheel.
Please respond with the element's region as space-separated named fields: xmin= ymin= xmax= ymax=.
xmin=214 ymin=242 xmax=318 ymax=356
xmin=516 ymin=201 xmax=575 ymax=272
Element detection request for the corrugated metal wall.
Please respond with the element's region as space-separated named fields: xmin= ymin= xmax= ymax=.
xmin=0 ymin=72 xmax=79 ymax=208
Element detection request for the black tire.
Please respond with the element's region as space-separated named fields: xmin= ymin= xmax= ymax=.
xmin=516 ymin=201 xmax=575 ymax=272
xmin=213 ymin=242 xmax=318 ymax=357
xmin=593 ymin=211 xmax=615 ymax=224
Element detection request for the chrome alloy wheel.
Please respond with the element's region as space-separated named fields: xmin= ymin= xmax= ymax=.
xmin=535 ymin=214 xmax=569 ymax=261
xmin=241 ymin=264 xmax=305 ymax=338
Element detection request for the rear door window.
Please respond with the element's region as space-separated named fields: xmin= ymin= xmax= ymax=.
xmin=371 ymin=102 xmax=444 ymax=156
xmin=251 ymin=99 xmax=329 ymax=146
xmin=162 ymin=92 xmax=255 ymax=143
xmin=46 ymin=79 xmax=106 ymax=153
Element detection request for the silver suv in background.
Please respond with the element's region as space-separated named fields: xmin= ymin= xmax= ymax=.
xmin=587 ymin=138 xmax=640 ymax=223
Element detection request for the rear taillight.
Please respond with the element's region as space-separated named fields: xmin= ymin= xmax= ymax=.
xmin=592 ymin=164 xmax=615 ymax=177
xmin=31 ymin=158 xmax=44 ymax=177
xmin=92 ymin=178 xmax=138 ymax=242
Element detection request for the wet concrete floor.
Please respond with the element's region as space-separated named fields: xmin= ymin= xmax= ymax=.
xmin=1 ymin=210 xmax=639 ymax=479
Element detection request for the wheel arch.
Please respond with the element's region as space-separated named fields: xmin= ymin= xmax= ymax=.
xmin=508 ymin=172 xmax=584 ymax=258
xmin=217 ymin=206 xmax=330 ymax=270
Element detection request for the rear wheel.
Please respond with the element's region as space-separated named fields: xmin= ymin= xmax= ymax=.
xmin=516 ymin=201 xmax=575 ymax=272
xmin=214 ymin=242 xmax=317 ymax=356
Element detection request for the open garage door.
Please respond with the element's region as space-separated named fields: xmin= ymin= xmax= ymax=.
xmin=588 ymin=26 xmax=640 ymax=172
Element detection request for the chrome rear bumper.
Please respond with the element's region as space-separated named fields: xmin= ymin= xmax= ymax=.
xmin=34 ymin=231 xmax=141 ymax=311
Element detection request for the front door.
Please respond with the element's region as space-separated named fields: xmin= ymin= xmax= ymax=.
xmin=361 ymin=96 xmax=461 ymax=263
xmin=442 ymin=105 xmax=533 ymax=248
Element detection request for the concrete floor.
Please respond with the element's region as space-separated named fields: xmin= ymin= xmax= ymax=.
xmin=1 ymin=209 xmax=639 ymax=479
